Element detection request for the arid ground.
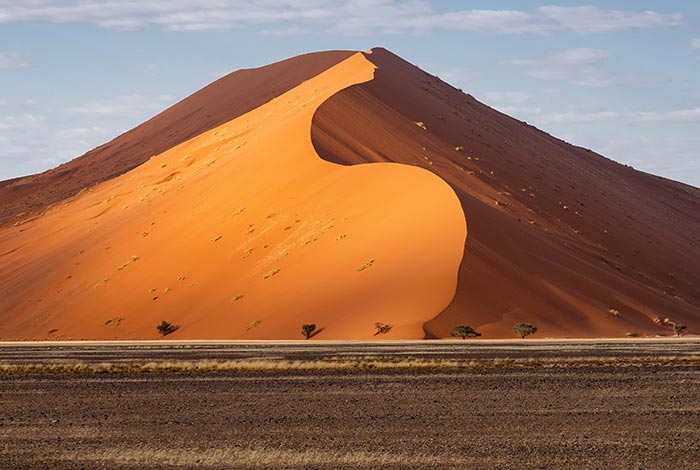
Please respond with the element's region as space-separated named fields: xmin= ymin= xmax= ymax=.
xmin=2 ymin=339 xmax=700 ymax=469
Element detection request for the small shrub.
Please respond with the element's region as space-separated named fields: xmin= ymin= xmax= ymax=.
xmin=374 ymin=322 xmax=392 ymax=336
xmin=301 ymin=324 xmax=316 ymax=339
xmin=513 ymin=322 xmax=537 ymax=339
xmin=357 ymin=259 xmax=375 ymax=272
xmin=156 ymin=321 xmax=178 ymax=336
xmin=104 ymin=316 xmax=123 ymax=327
xmin=450 ymin=325 xmax=481 ymax=339
xmin=674 ymin=324 xmax=687 ymax=337
xmin=609 ymin=308 xmax=620 ymax=317
xmin=625 ymin=332 xmax=639 ymax=337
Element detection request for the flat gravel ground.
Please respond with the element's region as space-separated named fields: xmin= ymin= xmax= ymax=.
xmin=1 ymin=341 xmax=700 ymax=469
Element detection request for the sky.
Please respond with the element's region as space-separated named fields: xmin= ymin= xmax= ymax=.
xmin=1 ymin=1 xmax=699 ymax=186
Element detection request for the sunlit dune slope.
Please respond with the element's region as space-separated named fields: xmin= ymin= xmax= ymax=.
xmin=312 ymin=47 xmax=700 ymax=338
xmin=0 ymin=52 xmax=466 ymax=340
xmin=0 ymin=50 xmax=356 ymax=227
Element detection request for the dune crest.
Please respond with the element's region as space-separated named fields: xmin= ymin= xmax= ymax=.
xmin=312 ymin=48 xmax=700 ymax=338
xmin=0 ymin=52 xmax=466 ymax=340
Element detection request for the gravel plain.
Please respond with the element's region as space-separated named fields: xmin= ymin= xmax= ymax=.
xmin=2 ymin=340 xmax=700 ymax=469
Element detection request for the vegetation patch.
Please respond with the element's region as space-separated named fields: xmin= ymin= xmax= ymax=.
xmin=357 ymin=259 xmax=375 ymax=272
xmin=4 ymin=356 xmax=700 ymax=376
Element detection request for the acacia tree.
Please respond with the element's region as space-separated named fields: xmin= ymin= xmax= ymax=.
xmin=450 ymin=325 xmax=481 ymax=339
xmin=513 ymin=322 xmax=537 ymax=339
xmin=674 ymin=323 xmax=687 ymax=337
xmin=374 ymin=322 xmax=392 ymax=336
xmin=156 ymin=320 xmax=178 ymax=336
xmin=301 ymin=323 xmax=317 ymax=340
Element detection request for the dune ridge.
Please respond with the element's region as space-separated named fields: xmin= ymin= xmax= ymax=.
xmin=0 ymin=52 xmax=466 ymax=340
xmin=0 ymin=50 xmax=356 ymax=227
xmin=312 ymin=48 xmax=700 ymax=338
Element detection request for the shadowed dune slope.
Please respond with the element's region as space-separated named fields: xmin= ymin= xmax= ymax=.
xmin=312 ymin=48 xmax=700 ymax=338
xmin=0 ymin=50 xmax=356 ymax=227
xmin=0 ymin=52 xmax=466 ymax=340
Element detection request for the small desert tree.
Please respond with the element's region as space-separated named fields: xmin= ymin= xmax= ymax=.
xmin=301 ymin=323 xmax=316 ymax=340
xmin=513 ymin=322 xmax=537 ymax=339
xmin=374 ymin=322 xmax=392 ymax=336
xmin=156 ymin=320 xmax=178 ymax=336
xmin=450 ymin=325 xmax=481 ymax=339
xmin=674 ymin=323 xmax=687 ymax=337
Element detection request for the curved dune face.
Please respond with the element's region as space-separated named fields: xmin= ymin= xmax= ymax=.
xmin=0 ymin=52 xmax=466 ymax=340
xmin=312 ymin=48 xmax=700 ymax=338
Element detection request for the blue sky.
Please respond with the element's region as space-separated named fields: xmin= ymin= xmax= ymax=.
xmin=1 ymin=1 xmax=699 ymax=186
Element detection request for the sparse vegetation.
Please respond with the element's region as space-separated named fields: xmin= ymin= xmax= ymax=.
xmin=415 ymin=121 xmax=427 ymax=130
xmin=450 ymin=325 xmax=481 ymax=339
xmin=513 ymin=322 xmax=537 ymax=339
xmin=263 ymin=268 xmax=280 ymax=279
xmin=357 ymin=259 xmax=375 ymax=272
xmin=654 ymin=317 xmax=688 ymax=337
xmin=246 ymin=320 xmax=261 ymax=331
xmin=374 ymin=322 xmax=392 ymax=336
xmin=156 ymin=321 xmax=178 ymax=336
xmin=301 ymin=324 xmax=317 ymax=340
xmin=104 ymin=316 xmax=123 ymax=327
xmin=4 ymin=355 xmax=700 ymax=375
xmin=609 ymin=308 xmax=621 ymax=317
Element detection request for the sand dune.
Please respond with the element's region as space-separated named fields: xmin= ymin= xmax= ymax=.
xmin=0 ymin=52 xmax=466 ymax=340
xmin=0 ymin=50 xmax=355 ymax=227
xmin=1 ymin=47 xmax=699 ymax=340
xmin=312 ymin=48 xmax=700 ymax=338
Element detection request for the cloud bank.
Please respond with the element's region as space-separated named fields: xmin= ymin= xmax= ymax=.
xmin=0 ymin=2 xmax=684 ymax=34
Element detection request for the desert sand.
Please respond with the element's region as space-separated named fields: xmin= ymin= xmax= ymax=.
xmin=0 ymin=52 xmax=466 ymax=340
xmin=1 ymin=47 xmax=699 ymax=340
xmin=313 ymin=48 xmax=700 ymax=338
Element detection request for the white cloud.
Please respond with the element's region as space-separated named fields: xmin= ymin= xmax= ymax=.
xmin=0 ymin=94 xmax=174 ymax=179
xmin=509 ymin=48 xmax=615 ymax=87
xmin=479 ymin=91 xmax=533 ymax=105
xmin=0 ymin=113 xmax=45 ymax=130
xmin=0 ymin=51 xmax=30 ymax=69
xmin=537 ymin=6 xmax=683 ymax=34
xmin=0 ymin=2 xmax=684 ymax=35
xmin=691 ymin=38 xmax=700 ymax=50
xmin=496 ymin=106 xmax=700 ymax=125
xmin=65 ymin=94 xmax=176 ymax=117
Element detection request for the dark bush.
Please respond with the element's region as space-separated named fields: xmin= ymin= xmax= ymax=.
xmin=301 ymin=323 xmax=317 ymax=340
xmin=157 ymin=320 xmax=178 ymax=336
xmin=450 ymin=325 xmax=481 ymax=339
xmin=513 ymin=322 xmax=537 ymax=339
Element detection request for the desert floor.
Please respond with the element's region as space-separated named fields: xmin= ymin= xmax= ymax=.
xmin=2 ymin=339 xmax=700 ymax=469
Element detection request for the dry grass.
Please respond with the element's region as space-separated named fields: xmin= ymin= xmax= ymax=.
xmin=57 ymin=446 xmax=474 ymax=468
xmin=1 ymin=355 xmax=699 ymax=375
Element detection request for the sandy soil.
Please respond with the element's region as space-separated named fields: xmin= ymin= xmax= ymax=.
xmin=0 ymin=50 xmax=355 ymax=226
xmin=2 ymin=341 xmax=700 ymax=469
xmin=0 ymin=52 xmax=465 ymax=340
xmin=313 ymin=48 xmax=700 ymax=338
xmin=2 ymin=47 xmax=699 ymax=340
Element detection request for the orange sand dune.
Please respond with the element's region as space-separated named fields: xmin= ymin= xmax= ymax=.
xmin=0 ymin=52 xmax=466 ymax=340
xmin=0 ymin=50 xmax=355 ymax=227
xmin=2 ymin=47 xmax=700 ymax=340
xmin=312 ymin=48 xmax=700 ymax=338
